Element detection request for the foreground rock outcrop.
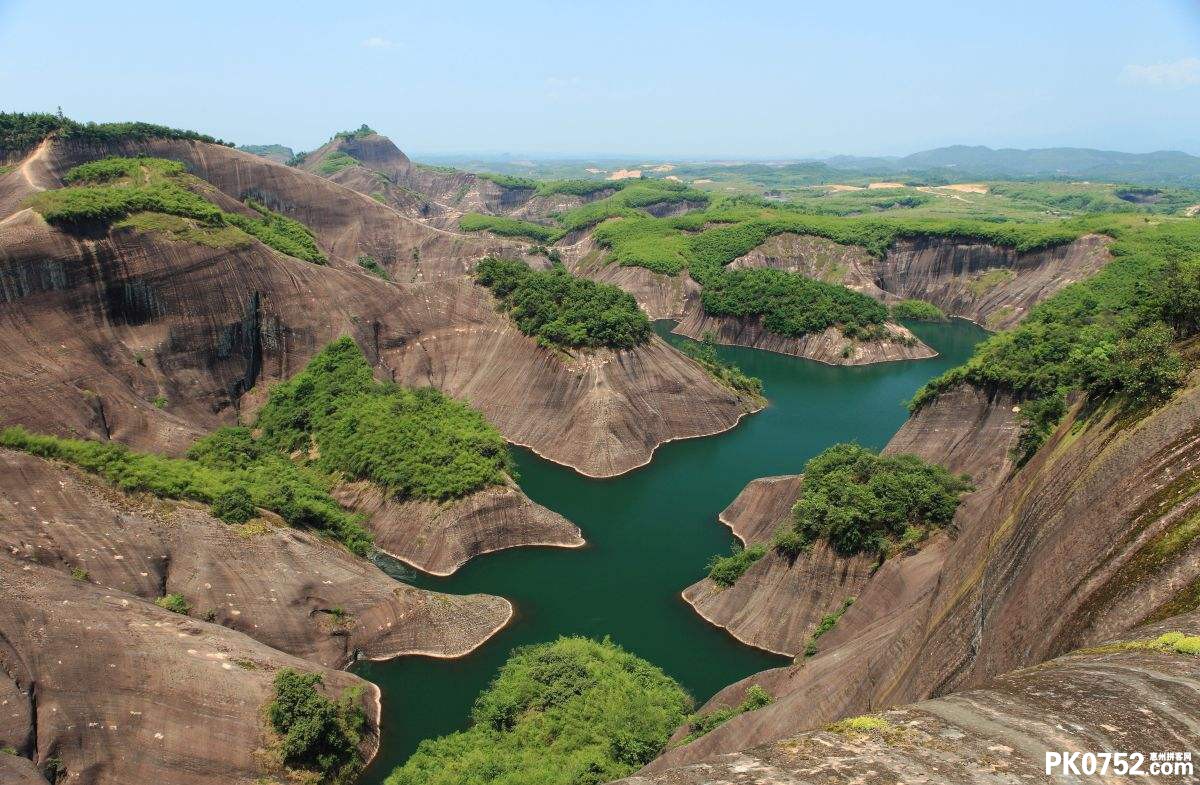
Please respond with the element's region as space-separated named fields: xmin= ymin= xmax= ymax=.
xmin=649 ymin=373 xmax=1200 ymax=773
xmin=0 ymin=554 xmax=381 ymax=785
xmin=619 ymin=614 xmax=1200 ymax=785
xmin=0 ymin=449 xmax=513 ymax=666
xmin=335 ymin=479 xmax=584 ymax=575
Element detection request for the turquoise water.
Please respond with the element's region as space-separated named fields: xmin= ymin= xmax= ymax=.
xmin=355 ymin=319 xmax=988 ymax=783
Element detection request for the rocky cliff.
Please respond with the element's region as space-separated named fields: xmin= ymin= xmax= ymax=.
xmin=0 ymin=145 xmax=756 ymax=477
xmin=618 ymin=614 xmax=1200 ymax=785
xmin=730 ymin=231 xmax=1112 ymax=330
xmin=335 ymin=479 xmax=584 ymax=576
xmin=671 ymin=312 xmax=935 ymax=365
xmin=650 ymin=372 xmax=1200 ymax=772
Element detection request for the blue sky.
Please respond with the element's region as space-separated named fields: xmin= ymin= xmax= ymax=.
xmin=0 ymin=0 xmax=1197 ymax=158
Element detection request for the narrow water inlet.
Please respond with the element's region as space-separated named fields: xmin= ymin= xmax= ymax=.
xmin=353 ymin=318 xmax=990 ymax=783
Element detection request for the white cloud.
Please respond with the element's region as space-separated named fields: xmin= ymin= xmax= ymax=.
xmin=1120 ymin=57 xmax=1200 ymax=88
xmin=361 ymin=36 xmax=394 ymax=49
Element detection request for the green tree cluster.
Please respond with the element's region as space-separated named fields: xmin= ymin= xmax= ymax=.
xmin=254 ymin=337 xmax=514 ymax=499
xmin=386 ymin=637 xmax=692 ymax=785
xmin=773 ymin=444 xmax=972 ymax=558
xmin=475 ymin=258 xmax=651 ymax=350
xmin=675 ymin=333 xmax=763 ymax=398
xmin=268 ymin=669 xmax=366 ymax=784
xmin=706 ymin=544 xmax=767 ymax=587
xmin=0 ymin=111 xmax=230 ymax=157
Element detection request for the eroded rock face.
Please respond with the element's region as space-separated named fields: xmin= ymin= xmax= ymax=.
xmin=730 ymin=232 xmax=1112 ymax=331
xmin=334 ymin=479 xmax=584 ymax=576
xmin=671 ymin=313 xmax=935 ymax=365
xmin=0 ymin=196 xmax=755 ymax=477
xmin=0 ymin=449 xmax=512 ymax=667
xmin=0 ymin=554 xmax=381 ymax=785
xmin=619 ymin=614 xmax=1200 ymax=785
xmin=651 ymin=379 xmax=1200 ymax=773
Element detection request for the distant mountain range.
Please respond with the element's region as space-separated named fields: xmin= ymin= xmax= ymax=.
xmin=820 ymin=145 xmax=1200 ymax=185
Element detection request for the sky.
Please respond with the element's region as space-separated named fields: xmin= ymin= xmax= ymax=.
xmin=0 ymin=0 xmax=1197 ymax=159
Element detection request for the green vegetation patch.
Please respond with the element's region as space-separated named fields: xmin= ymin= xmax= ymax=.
xmin=475 ymin=258 xmax=651 ymax=350
xmin=385 ymin=637 xmax=692 ymax=785
xmin=890 ymin=299 xmax=947 ymax=321
xmin=268 ymin=668 xmax=366 ymax=784
xmin=680 ymin=685 xmax=772 ymax=744
xmin=826 ymin=715 xmax=898 ymax=736
xmin=334 ymin=124 xmax=377 ymax=141
xmin=802 ymin=596 xmax=855 ymax=658
xmin=676 ymin=333 xmax=763 ymax=399
xmin=316 ymin=151 xmax=360 ymax=176
xmin=28 ymin=156 xmax=326 ymax=264
xmin=154 ymin=593 xmax=191 ymax=615
xmin=773 ymin=443 xmax=972 ymax=558
xmin=356 ymin=254 xmax=391 ymax=281
xmin=255 ymin=337 xmax=513 ymax=500
xmin=1078 ymin=631 xmax=1200 ymax=657
xmin=0 ymin=111 xmax=230 ymax=158
xmin=459 ymin=213 xmax=560 ymax=243
xmin=707 ymin=543 xmax=766 ymax=587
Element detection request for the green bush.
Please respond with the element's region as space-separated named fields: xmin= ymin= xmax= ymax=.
xmin=385 ymin=637 xmax=691 ymax=785
xmin=680 ymin=684 xmax=772 ymax=744
xmin=254 ymin=337 xmax=514 ymax=500
xmin=475 ymin=258 xmax=651 ymax=350
xmin=706 ymin=543 xmax=767 ymax=587
xmin=268 ymin=668 xmax=365 ymax=784
xmin=155 ymin=593 xmax=191 ymax=615
xmin=775 ymin=444 xmax=972 ymax=558
xmin=890 ymin=299 xmax=947 ymax=321
xmin=333 ymin=124 xmax=377 ymax=141
xmin=356 ymin=254 xmax=391 ymax=281
xmin=211 ymin=485 xmax=256 ymax=523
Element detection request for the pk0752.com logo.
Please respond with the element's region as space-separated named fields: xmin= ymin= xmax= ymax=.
xmin=1045 ymin=751 xmax=1193 ymax=778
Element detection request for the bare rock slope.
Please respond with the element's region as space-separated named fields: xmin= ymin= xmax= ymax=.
xmin=619 ymin=614 xmax=1200 ymax=785
xmin=0 ymin=449 xmax=513 ymax=666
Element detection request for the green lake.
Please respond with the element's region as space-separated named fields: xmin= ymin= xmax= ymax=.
xmin=355 ymin=318 xmax=988 ymax=783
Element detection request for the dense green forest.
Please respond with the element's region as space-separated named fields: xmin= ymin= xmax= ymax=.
xmin=475 ymin=258 xmax=651 ymax=350
xmin=1 ymin=338 xmax=515 ymax=552
xmin=385 ymin=637 xmax=692 ymax=785
xmin=29 ymin=156 xmax=327 ymax=263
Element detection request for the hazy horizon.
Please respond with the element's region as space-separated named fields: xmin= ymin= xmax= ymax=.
xmin=2 ymin=0 xmax=1197 ymax=158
